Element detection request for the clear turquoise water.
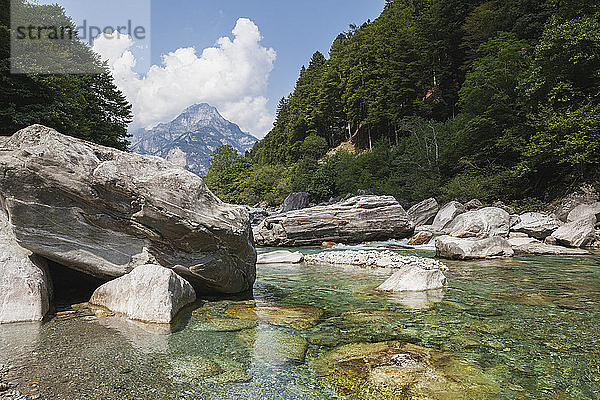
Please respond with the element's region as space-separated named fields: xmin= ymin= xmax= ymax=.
xmin=1 ymin=247 xmax=599 ymax=399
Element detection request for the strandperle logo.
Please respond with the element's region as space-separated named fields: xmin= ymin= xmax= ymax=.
xmin=13 ymin=20 xmax=146 ymax=45
xmin=10 ymin=0 xmax=150 ymax=74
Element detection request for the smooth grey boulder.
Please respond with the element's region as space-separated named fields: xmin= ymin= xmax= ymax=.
xmin=254 ymin=195 xmax=414 ymax=246
xmin=553 ymin=184 xmax=599 ymax=222
xmin=407 ymin=198 xmax=439 ymax=227
xmin=512 ymin=212 xmax=563 ymax=240
xmin=464 ymin=199 xmax=483 ymax=210
xmin=567 ymin=202 xmax=600 ymax=222
xmin=436 ymin=235 xmax=514 ymax=260
xmin=445 ymin=207 xmax=510 ymax=238
xmin=492 ymin=201 xmax=515 ymax=215
xmin=551 ymin=216 xmax=597 ymax=248
xmin=90 ymin=264 xmax=196 ymax=324
xmin=431 ymin=201 xmax=465 ymax=230
xmin=0 ymin=125 xmax=256 ymax=294
xmin=376 ymin=267 xmax=447 ymax=292
xmin=256 ymin=250 xmax=304 ymax=264
xmin=280 ymin=192 xmax=310 ymax=213
xmin=508 ymin=234 xmax=589 ymax=256
xmin=0 ymin=210 xmax=51 ymax=324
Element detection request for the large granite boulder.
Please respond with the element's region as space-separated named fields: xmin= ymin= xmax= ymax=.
xmin=280 ymin=192 xmax=310 ymax=213
xmin=253 ymin=195 xmax=414 ymax=246
xmin=553 ymin=184 xmax=599 ymax=222
xmin=508 ymin=233 xmax=589 ymax=256
xmin=0 ymin=210 xmax=51 ymax=324
xmin=436 ymin=235 xmax=514 ymax=260
xmin=90 ymin=264 xmax=196 ymax=323
xmin=511 ymin=212 xmax=563 ymax=240
xmin=567 ymin=202 xmax=600 ymax=222
xmin=445 ymin=207 xmax=510 ymax=238
xmin=550 ymin=216 xmax=597 ymax=248
xmin=431 ymin=201 xmax=465 ymax=230
xmin=0 ymin=125 xmax=256 ymax=294
xmin=407 ymin=198 xmax=439 ymax=227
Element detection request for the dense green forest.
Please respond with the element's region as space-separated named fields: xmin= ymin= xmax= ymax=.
xmin=205 ymin=0 xmax=600 ymax=208
xmin=0 ymin=0 xmax=132 ymax=149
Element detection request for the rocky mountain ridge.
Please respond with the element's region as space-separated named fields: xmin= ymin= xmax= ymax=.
xmin=130 ymin=103 xmax=258 ymax=176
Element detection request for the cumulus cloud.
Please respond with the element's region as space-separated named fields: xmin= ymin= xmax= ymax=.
xmin=92 ymin=18 xmax=276 ymax=138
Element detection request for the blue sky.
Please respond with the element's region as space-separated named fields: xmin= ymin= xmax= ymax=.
xmin=150 ymin=1 xmax=386 ymax=112
xmin=36 ymin=0 xmax=386 ymax=137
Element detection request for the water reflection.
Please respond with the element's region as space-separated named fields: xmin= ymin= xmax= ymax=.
xmin=386 ymin=287 xmax=446 ymax=309
xmin=0 ymin=321 xmax=41 ymax=360
xmin=96 ymin=316 xmax=171 ymax=354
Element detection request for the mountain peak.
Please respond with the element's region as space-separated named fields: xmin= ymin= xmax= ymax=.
xmin=130 ymin=103 xmax=258 ymax=176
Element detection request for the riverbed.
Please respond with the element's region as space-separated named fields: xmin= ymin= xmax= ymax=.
xmin=1 ymin=245 xmax=599 ymax=399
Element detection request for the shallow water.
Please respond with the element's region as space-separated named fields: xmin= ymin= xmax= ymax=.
xmin=1 ymin=247 xmax=599 ymax=399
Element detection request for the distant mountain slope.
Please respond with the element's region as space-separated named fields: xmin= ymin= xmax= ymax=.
xmin=130 ymin=104 xmax=258 ymax=176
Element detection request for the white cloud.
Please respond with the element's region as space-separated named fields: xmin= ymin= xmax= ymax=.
xmin=92 ymin=18 xmax=276 ymax=138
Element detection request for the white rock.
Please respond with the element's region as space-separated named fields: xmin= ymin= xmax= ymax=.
xmin=551 ymin=216 xmax=597 ymax=248
xmin=256 ymin=250 xmax=304 ymax=264
xmin=567 ymin=202 xmax=600 ymax=222
xmin=0 ymin=210 xmax=51 ymax=324
xmin=376 ymin=267 xmax=447 ymax=292
xmin=431 ymin=201 xmax=465 ymax=230
xmin=304 ymin=250 xmax=448 ymax=271
xmin=446 ymin=207 xmax=510 ymax=238
xmin=90 ymin=264 xmax=196 ymax=324
xmin=508 ymin=235 xmax=589 ymax=256
xmin=436 ymin=235 xmax=514 ymax=260
xmin=512 ymin=212 xmax=563 ymax=239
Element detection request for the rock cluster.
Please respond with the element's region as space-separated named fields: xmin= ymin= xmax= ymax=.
xmin=413 ymin=193 xmax=600 ymax=259
xmin=305 ymin=250 xmax=447 ymax=271
xmin=254 ymin=195 xmax=414 ymax=246
xmin=0 ymin=125 xmax=256 ymax=324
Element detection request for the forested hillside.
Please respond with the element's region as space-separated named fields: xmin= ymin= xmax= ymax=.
xmin=0 ymin=0 xmax=132 ymax=149
xmin=205 ymin=0 xmax=600 ymax=208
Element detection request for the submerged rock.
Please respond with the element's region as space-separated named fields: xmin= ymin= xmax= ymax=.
xmin=431 ymin=201 xmax=465 ymax=230
xmin=252 ymin=329 xmax=308 ymax=364
xmin=310 ymin=341 xmax=498 ymax=400
xmin=90 ymin=264 xmax=196 ymax=323
xmin=376 ymin=266 xmax=447 ymax=292
xmin=225 ymin=302 xmax=324 ymax=330
xmin=407 ymin=198 xmax=439 ymax=227
xmin=0 ymin=125 xmax=256 ymax=294
xmin=253 ymin=195 xmax=414 ymax=246
xmin=0 ymin=210 xmax=51 ymax=324
xmin=445 ymin=207 xmax=510 ymax=238
xmin=436 ymin=235 xmax=514 ymax=260
xmin=256 ymin=250 xmax=304 ymax=264
xmin=512 ymin=212 xmax=563 ymax=239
